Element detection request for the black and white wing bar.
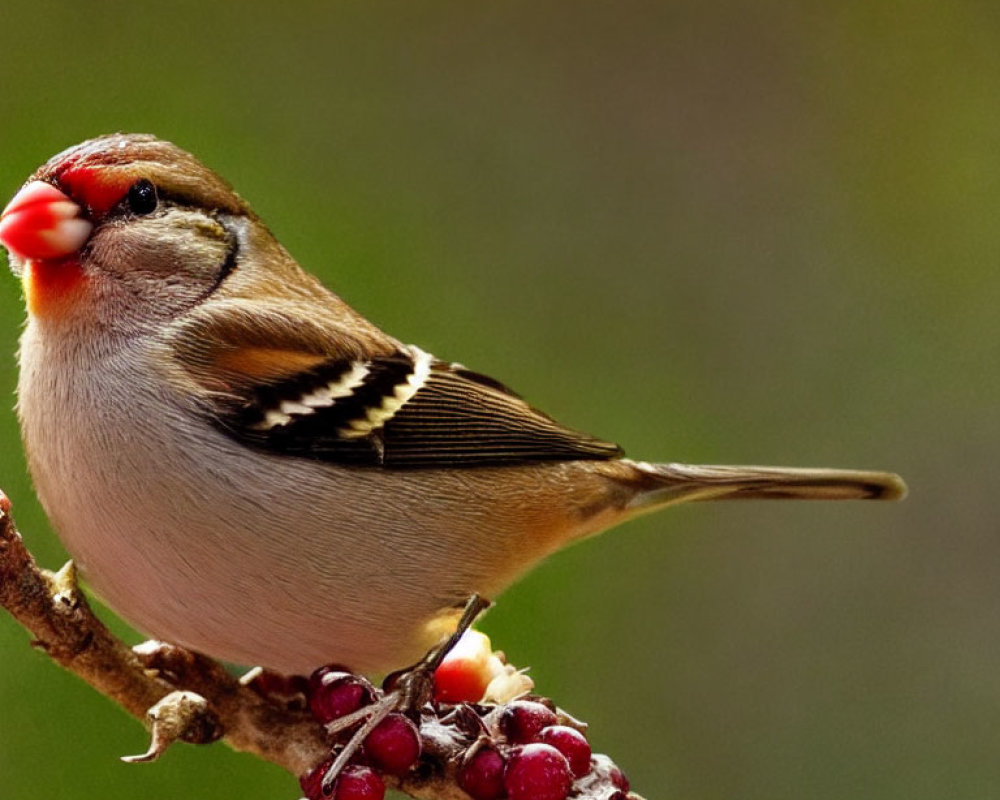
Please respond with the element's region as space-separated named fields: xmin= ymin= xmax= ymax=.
xmin=217 ymin=346 xmax=623 ymax=468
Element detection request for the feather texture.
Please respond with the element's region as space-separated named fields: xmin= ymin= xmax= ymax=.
xmin=210 ymin=346 xmax=623 ymax=467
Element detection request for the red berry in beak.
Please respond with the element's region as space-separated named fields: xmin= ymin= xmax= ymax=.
xmin=0 ymin=181 xmax=92 ymax=260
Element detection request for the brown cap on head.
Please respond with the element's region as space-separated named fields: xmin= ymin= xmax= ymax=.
xmin=37 ymin=133 xmax=250 ymax=220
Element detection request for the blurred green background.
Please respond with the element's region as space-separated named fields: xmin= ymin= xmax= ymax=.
xmin=0 ymin=2 xmax=997 ymax=798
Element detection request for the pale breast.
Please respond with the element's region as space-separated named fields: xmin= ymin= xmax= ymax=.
xmin=17 ymin=323 xmax=607 ymax=673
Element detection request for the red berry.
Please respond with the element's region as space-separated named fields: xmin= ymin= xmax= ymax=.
xmin=433 ymin=629 xmax=496 ymax=704
xmin=535 ymin=725 xmax=592 ymax=778
xmin=333 ymin=765 xmax=385 ymax=800
xmin=299 ymin=757 xmax=334 ymax=800
xmin=589 ymin=753 xmax=630 ymax=792
xmin=434 ymin=657 xmax=492 ymax=704
xmin=610 ymin=766 xmax=630 ymax=792
xmin=457 ymin=745 xmax=507 ymax=800
xmin=499 ymin=700 xmax=558 ymax=744
xmin=245 ymin=669 xmax=309 ymax=709
xmin=363 ymin=713 xmax=421 ymax=776
xmin=308 ymin=668 xmax=375 ymax=724
xmin=504 ymin=743 xmax=573 ymax=800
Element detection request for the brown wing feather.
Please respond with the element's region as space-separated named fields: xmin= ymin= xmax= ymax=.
xmin=212 ymin=352 xmax=623 ymax=468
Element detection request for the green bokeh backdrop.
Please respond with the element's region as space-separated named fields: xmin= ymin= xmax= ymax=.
xmin=1 ymin=2 xmax=997 ymax=798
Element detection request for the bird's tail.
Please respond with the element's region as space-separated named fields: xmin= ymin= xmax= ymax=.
xmin=623 ymin=461 xmax=906 ymax=516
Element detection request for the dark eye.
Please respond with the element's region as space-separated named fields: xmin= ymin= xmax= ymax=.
xmin=127 ymin=179 xmax=158 ymax=215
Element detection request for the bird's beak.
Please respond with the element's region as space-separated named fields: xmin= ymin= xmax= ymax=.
xmin=0 ymin=181 xmax=93 ymax=262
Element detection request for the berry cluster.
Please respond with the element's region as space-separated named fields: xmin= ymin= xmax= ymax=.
xmin=294 ymin=667 xmax=632 ymax=800
xmin=455 ymin=699 xmax=629 ymax=800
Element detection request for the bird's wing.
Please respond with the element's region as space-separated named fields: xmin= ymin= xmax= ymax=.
xmin=207 ymin=345 xmax=623 ymax=468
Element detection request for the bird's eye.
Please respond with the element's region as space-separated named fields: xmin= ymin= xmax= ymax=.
xmin=126 ymin=179 xmax=158 ymax=215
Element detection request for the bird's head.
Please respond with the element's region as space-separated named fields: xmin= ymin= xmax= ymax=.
xmin=0 ymin=133 xmax=254 ymax=331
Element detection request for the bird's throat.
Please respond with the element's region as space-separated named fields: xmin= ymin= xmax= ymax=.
xmin=23 ymin=259 xmax=86 ymax=317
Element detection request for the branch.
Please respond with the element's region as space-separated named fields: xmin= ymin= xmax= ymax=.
xmin=0 ymin=490 xmax=642 ymax=800
xmin=0 ymin=490 xmax=328 ymax=774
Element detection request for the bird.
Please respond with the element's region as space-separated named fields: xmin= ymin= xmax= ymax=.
xmin=0 ymin=133 xmax=905 ymax=676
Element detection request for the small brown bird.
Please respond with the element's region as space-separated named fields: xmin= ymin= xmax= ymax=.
xmin=0 ymin=134 xmax=905 ymax=675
